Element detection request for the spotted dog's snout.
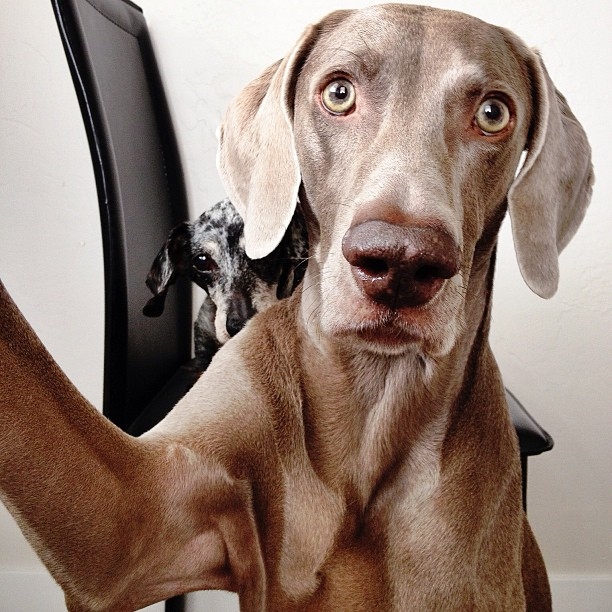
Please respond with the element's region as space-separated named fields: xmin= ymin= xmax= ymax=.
xmin=225 ymin=293 xmax=256 ymax=337
xmin=342 ymin=220 xmax=461 ymax=309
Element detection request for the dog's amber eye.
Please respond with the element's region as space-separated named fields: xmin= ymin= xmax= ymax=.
xmin=192 ymin=254 xmax=217 ymax=273
xmin=474 ymin=98 xmax=511 ymax=134
xmin=321 ymin=78 xmax=356 ymax=115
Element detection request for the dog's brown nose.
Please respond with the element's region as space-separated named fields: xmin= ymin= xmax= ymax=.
xmin=342 ymin=220 xmax=461 ymax=308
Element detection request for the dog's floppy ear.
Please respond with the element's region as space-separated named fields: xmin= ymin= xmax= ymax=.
xmin=217 ymin=12 xmax=351 ymax=260
xmin=216 ymin=41 xmax=310 ymax=260
xmin=507 ymin=50 xmax=593 ymax=298
xmin=143 ymin=223 xmax=191 ymax=317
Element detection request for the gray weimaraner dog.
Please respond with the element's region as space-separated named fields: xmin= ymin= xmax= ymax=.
xmin=0 ymin=4 xmax=592 ymax=611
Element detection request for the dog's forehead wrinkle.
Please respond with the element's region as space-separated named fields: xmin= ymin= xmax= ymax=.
xmin=435 ymin=52 xmax=487 ymax=94
xmin=306 ymin=8 xmax=426 ymax=84
xmin=310 ymin=7 xmax=518 ymax=100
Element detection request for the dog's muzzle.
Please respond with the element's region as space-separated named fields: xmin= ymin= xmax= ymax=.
xmin=342 ymin=220 xmax=461 ymax=308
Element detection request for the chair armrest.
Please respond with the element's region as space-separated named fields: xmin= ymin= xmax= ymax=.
xmin=127 ymin=359 xmax=202 ymax=436
xmin=506 ymin=388 xmax=554 ymax=457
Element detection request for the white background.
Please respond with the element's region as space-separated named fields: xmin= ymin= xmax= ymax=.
xmin=0 ymin=0 xmax=610 ymax=609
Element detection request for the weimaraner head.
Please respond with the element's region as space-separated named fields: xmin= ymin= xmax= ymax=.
xmin=217 ymin=4 xmax=592 ymax=356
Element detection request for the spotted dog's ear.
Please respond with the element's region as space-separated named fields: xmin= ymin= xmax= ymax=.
xmin=216 ymin=11 xmax=352 ymax=260
xmin=507 ymin=48 xmax=593 ymax=298
xmin=143 ymin=223 xmax=191 ymax=317
xmin=276 ymin=208 xmax=309 ymax=299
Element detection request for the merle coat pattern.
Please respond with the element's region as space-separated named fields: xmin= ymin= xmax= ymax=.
xmin=144 ymin=198 xmax=308 ymax=369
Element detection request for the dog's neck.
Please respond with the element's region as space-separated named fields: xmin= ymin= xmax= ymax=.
xmin=296 ymin=242 xmax=498 ymax=509
xmin=299 ymin=345 xmax=441 ymax=505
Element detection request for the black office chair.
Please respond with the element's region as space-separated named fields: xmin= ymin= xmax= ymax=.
xmin=50 ymin=0 xmax=552 ymax=608
xmin=507 ymin=388 xmax=553 ymax=508
xmin=51 ymin=0 xmax=196 ymax=608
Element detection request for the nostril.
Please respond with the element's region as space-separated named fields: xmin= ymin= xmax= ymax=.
xmin=414 ymin=265 xmax=439 ymax=283
xmin=357 ymin=257 xmax=389 ymax=277
xmin=413 ymin=259 xmax=457 ymax=283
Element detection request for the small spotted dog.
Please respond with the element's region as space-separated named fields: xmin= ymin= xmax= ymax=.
xmin=143 ymin=198 xmax=308 ymax=370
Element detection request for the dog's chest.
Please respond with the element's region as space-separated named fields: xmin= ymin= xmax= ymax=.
xmin=268 ymin=422 xmax=444 ymax=610
xmin=300 ymin=533 xmax=389 ymax=610
xmin=271 ymin=471 xmax=442 ymax=611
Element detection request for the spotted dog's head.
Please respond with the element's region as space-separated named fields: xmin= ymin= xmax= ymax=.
xmin=143 ymin=198 xmax=308 ymax=343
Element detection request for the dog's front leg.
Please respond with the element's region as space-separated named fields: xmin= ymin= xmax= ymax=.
xmin=0 ymin=281 xmax=257 ymax=611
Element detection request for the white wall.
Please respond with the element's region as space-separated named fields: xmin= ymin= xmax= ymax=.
xmin=1 ymin=0 xmax=610 ymax=609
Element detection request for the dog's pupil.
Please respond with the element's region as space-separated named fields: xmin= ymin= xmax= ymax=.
xmin=335 ymin=85 xmax=348 ymax=100
xmin=484 ymin=103 xmax=501 ymax=122
xmin=194 ymin=254 xmax=212 ymax=272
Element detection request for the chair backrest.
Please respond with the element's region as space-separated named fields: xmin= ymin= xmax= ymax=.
xmin=51 ymin=0 xmax=192 ymax=431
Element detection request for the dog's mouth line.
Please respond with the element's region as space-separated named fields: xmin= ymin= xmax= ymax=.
xmin=354 ymin=327 xmax=422 ymax=348
xmin=333 ymin=313 xmax=427 ymax=345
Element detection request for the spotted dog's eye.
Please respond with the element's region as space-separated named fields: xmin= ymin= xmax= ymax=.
xmin=474 ymin=97 xmax=511 ymax=134
xmin=321 ymin=78 xmax=356 ymax=115
xmin=192 ymin=253 xmax=217 ymax=273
